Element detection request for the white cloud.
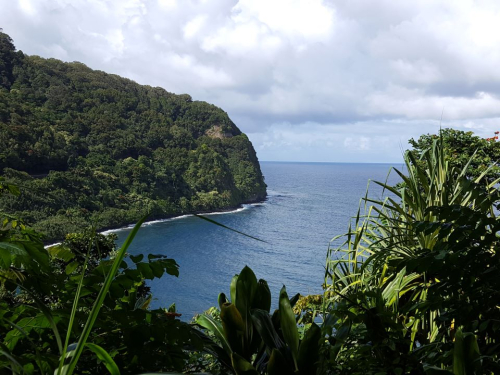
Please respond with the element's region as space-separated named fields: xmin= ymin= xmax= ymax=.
xmin=18 ymin=0 xmax=36 ymax=16
xmin=232 ymin=0 xmax=335 ymax=41
xmin=344 ymin=136 xmax=370 ymax=151
xmin=158 ymin=0 xmax=177 ymax=10
xmin=3 ymin=0 xmax=500 ymax=162
xmin=42 ymin=43 xmax=69 ymax=60
xmin=183 ymin=15 xmax=207 ymax=39
xmin=390 ymin=59 xmax=442 ymax=85
xmin=366 ymin=87 xmax=500 ymax=120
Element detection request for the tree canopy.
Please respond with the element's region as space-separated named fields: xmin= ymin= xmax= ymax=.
xmin=408 ymin=128 xmax=500 ymax=181
xmin=0 ymin=31 xmax=266 ymax=242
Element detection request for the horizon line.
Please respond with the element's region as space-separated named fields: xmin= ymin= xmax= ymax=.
xmin=259 ymin=160 xmax=404 ymax=164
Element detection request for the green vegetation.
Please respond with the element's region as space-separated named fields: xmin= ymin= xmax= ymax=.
xmin=195 ymin=266 xmax=322 ymax=374
xmin=409 ymin=128 xmax=500 ymax=181
xmin=0 ymin=200 xmax=202 ymax=373
xmin=2 ymin=129 xmax=500 ymax=374
xmin=323 ymin=134 xmax=500 ymax=373
xmin=0 ymin=31 xmax=266 ymax=242
xmin=1 ymin=29 xmax=500 ymax=374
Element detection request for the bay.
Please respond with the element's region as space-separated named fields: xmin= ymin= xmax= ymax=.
xmin=115 ymin=161 xmax=402 ymax=320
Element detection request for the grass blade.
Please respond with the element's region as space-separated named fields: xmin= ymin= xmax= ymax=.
xmin=61 ymin=215 xmax=147 ymax=375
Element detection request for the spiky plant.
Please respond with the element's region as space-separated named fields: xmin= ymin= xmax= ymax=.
xmin=324 ymin=135 xmax=499 ymax=364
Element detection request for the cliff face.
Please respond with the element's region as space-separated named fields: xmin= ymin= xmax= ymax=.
xmin=0 ymin=32 xmax=266 ymax=241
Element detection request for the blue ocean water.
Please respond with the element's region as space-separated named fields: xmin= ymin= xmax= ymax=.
xmin=115 ymin=162 xmax=402 ymax=320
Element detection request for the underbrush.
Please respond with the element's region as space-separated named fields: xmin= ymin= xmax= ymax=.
xmin=1 ymin=135 xmax=500 ymax=374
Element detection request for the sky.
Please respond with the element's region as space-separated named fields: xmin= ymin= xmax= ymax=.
xmin=2 ymin=0 xmax=500 ymax=162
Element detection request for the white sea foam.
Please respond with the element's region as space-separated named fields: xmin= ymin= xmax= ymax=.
xmin=266 ymin=189 xmax=293 ymax=198
xmin=203 ymin=206 xmax=246 ymax=216
xmin=44 ymin=202 xmax=265 ymax=248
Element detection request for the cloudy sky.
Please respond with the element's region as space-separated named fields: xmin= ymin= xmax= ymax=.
xmin=2 ymin=0 xmax=500 ymax=162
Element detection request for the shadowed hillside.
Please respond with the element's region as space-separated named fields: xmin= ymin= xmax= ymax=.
xmin=0 ymin=31 xmax=266 ymax=241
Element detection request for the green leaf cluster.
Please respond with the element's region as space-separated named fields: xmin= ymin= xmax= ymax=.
xmin=322 ymin=134 xmax=500 ymax=374
xmin=409 ymin=128 xmax=500 ymax=182
xmin=195 ymin=266 xmax=322 ymax=374
xmin=0 ymin=217 xmax=202 ymax=374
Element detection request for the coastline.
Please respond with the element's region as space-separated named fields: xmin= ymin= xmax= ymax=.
xmin=45 ymin=195 xmax=267 ymax=248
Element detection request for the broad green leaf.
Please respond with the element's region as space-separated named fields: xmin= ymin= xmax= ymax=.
xmin=23 ymin=242 xmax=50 ymax=270
xmin=453 ymin=329 xmax=466 ymax=375
xmin=230 ymin=352 xmax=258 ymax=375
xmin=137 ymin=263 xmax=154 ymax=279
xmin=297 ymin=323 xmax=321 ymax=375
xmin=86 ymin=343 xmax=120 ymax=375
xmin=5 ymin=314 xmax=53 ymax=350
xmin=221 ymin=303 xmax=245 ymax=332
xmin=235 ymin=266 xmax=258 ymax=319
xmin=148 ymin=261 xmax=165 ymax=278
xmin=279 ymin=285 xmax=299 ymax=371
xmin=253 ymin=279 xmax=271 ymax=312
xmin=220 ymin=302 xmax=245 ymax=354
xmin=289 ymin=293 xmax=300 ymax=308
xmin=65 ymin=262 xmax=79 ymax=275
xmin=195 ymin=313 xmax=231 ymax=354
xmin=159 ymin=259 xmax=179 ymax=277
xmin=230 ymin=275 xmax=238 ymax=304
xmin=453 ymin=328 xmax=481 ymax=375
xmin=0 ymin=247 xmax=11 ymax=268
xmin=250 ymin=308 xmax=283 ymax=350
xmin=46 ymin=245 xmax=75 ymax=262
xmin=129 ymin=254 xmax=144 ymax=263
xmin=0 ymin=242 xmax=27 ymax=258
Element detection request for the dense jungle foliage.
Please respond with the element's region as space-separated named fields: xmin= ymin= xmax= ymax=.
xmin=0 ymin=31 xmax=266 ymax=242
xmin=2 ymin=130 xmax=499 ymax=374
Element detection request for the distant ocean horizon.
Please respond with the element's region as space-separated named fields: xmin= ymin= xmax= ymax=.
xmin=260 ymin=160 xmax=399 ymax=164
xmin=115 ymin=161 xmax=403 ymax=320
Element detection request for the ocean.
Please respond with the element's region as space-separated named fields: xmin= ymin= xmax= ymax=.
xmin=115 ymin=161 xmax=403 ymax=320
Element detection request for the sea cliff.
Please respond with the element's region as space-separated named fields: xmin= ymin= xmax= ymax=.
xmin=0 ymin=32 xmax=266 ymax=241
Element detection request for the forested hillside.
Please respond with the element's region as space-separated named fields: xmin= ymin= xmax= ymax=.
xmin=0 ymin=31 xmax=266 ymax=241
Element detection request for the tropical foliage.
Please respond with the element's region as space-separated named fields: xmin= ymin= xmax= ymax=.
xmin=195 ymin=265 xmax=322 ymax=375
xmin=409 ymin=128 xmax=500 ymax=181
xmin=2 ymin=128 xmax=500 ymax=374
xmin=323 ymin=136 xmax=500 ymax=374
xmin=2 ymin=29 xmax=499 ymax=374
xmin=0 ymin=187 xmax=202 ymax=374
xmin=0 ymin=31 xmax=266 ymax=242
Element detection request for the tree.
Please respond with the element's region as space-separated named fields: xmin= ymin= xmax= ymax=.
xmin=0 ymin=29 xmax=19 ymax=89
xmin=0 ymin=31 xmax=266 ymax=242
xmin=408 ymin=128 xmax=500 ymax=182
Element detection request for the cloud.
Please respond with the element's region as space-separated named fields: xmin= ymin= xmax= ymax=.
xmin=344 ymin=136 xmax=370 ymax=151
xmin=2 ymin=0 xmax=500 ymax=161
xmin=365 ymin=86 xmax=500 ymax=120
